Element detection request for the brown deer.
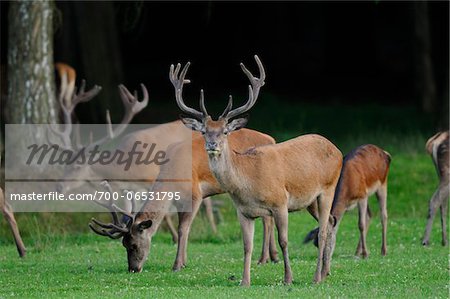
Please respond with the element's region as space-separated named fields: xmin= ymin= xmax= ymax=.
xmin=89 ymin=129 xmax=280 ymax=273
xmin=1 ymin=157 xmax=26 ymax=257
xmin=422 ymin=131 xmax=449 ymax=246
xmin=304 ymin=144 xmax=391 ymax=273
xmin=166 ymin=55 xmax=342 ymax=285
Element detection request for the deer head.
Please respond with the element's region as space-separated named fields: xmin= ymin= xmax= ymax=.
xmin=169 ymin=55 xmax=265 ymax=156
xmin=89 ymin=181 xmax=153 ymax=273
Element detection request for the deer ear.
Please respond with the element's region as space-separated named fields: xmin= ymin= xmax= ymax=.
xmin=137 ymin=220 xmax=153 ymax=232
xmin=180 ymin=116 xmax=205 ymax=132
xmin=226 ymin=117 xmax=248 ymax=132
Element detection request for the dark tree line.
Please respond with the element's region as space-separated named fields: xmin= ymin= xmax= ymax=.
xmin=1 ymin=1 xmax=448 ymax=131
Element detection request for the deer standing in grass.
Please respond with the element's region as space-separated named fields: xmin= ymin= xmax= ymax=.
xmin=1 ymin=157 xmax=26 ymax=257
xmin=168 ymin=55 xmax=342 ymax=285
xmin=304 ymin=144 xmax=391 ymax=273
xmin=422 ymin=131 xmax=449 ymax=246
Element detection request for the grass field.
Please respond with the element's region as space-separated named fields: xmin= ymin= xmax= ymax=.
xmin=1 ymin=102 xmax=448 ymax=298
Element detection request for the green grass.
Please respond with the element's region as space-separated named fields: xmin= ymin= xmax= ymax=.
xmin=1 ymin=102 xmax=448 ymax=298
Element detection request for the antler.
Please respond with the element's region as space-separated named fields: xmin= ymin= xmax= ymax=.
xmin=89 ymin=181 xmax=137 ymax=239
xmin=220 ymin=55 xmax=265 ymax=120
xmin=50 ymin=64 xmax=102 ymax=149
xmin=50 ymin=65 xmax=149 ymax=150
xmin=87 ymin=84 xmax=149 ymax=148
xmin=169 ymin=62 xmax=208 ymax=119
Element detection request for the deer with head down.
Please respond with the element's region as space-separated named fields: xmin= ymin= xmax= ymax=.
xmin=304 ymin=144 xmax=391 ymax=273
xmin=422 ymin=131 xmax=449 ymax=246
xmin=167 ymin=55 xmax=342 ymax=285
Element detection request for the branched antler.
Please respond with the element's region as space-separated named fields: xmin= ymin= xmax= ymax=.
xmin=88 ymin=84 xmax=149 ymax=149
xmin=220 ymin=55 xmax=265 ymax=120
xmin=49 ymin=63 xmax=149 ymax=151
xmin=89 ymin=181 xmax=137 ymax=239
xmin=170 ymin=55 xmax=265 ymax=121
xmin=169 ymin=62 xmax=208 ymax=119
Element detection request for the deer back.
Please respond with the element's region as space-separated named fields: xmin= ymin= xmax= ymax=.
xmin=224 ymin=134 xmax=342 ymax=203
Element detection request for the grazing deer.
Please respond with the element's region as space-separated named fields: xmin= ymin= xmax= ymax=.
xmin=422 ymin=131 xmax=449 ymax=246
xmin=90 ymin=129 xmax=280 ymax=273
xmin=304 ymin=144 xmax=391 ymax=272
xmin=53 ymin=63 xmax=218 ymax=242
xmin=166 ymin=55 xmax=342 ymax=285
xmin=1 ymin=157 xmax=26 ymax=257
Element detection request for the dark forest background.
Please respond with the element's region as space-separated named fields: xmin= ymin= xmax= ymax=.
xmin=1 ymin=1 xmax=449 ymax=129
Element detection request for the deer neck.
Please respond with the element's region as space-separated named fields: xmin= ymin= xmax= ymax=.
xmin=137 ymin=195 xmax=172 ymax=235
xmin=207 ymin=138 xmax=244 ymax=195
xmin=330 ymin=190 xmax=346 ymax=223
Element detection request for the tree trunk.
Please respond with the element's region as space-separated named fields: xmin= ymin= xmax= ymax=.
xmin=6 ymin=0 xmax=57 ymax=124
xmin=412 ymin=1 xmax=437 ymax=114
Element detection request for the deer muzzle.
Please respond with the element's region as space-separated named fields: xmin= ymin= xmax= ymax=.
xmin=206 ymin=142 xmax=221 ymax=156
xmin=128 ymin=266 xmax=142 ymax=273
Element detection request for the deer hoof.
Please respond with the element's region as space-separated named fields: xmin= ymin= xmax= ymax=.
xmin=240 ymin=280 xmax=250 ymax=287
xmin=172 ymin=264 xmax=185 ymax=272
xmin=271 ymin=255 xmax=279 ymax=263
xmin=284 ymin=276 xmax=293 ymax=285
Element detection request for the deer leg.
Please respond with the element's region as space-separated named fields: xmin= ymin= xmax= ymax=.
xmin=356 ymin=197 xmax=369 ymax=258
xmin=422 ymin=184 xmax=444 ymax=246
xmin=164 ymin=214 xmax=178 ymax=244
xmin=439 ymin=183 xmax=449 ymax=246
xmin=1 ymin=200 xmax=26 ymax=257
xmin=356 ymin=203 xmax=372 ymax=256
xmin=172 ymin=197 xmax=202 ymax=271
xmin=268 ymin=216 xmax=279 ymax=263
xmin=376 ymin=184 xmax=388 ymax=255
xmin=237 ymin=210 xmax=255 ymax=287
xmin=316 ymin=192 xmax=333 ymax=282
xmin=273 ymin=208 xmax=292 ymax=285
xmin=307 ymin=200 xmax=319 ymax=221
xmin=258 ymin=216 xmax=273 ymax=265
xmin=202 ymin=197 xmax=217 ymax=234
xmin=322 ymin=219 xmax=340 ymax=278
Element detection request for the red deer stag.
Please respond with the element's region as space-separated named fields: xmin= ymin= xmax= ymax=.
xmin=167 ymin=55 xmax=342 ymax=285
xmin=304 ymin=144 xmax=391 ymax=276
xmin=422 ymin=131 xmax=449 ymax=246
